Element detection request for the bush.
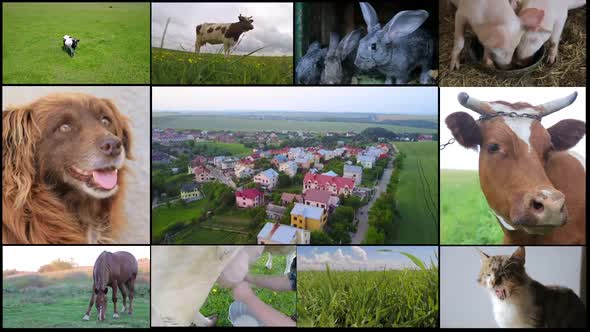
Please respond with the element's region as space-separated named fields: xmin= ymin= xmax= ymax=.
xmin=38 ymin=258 xmax=77 ymax=273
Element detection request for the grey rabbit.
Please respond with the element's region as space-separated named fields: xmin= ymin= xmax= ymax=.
xmin=320 ymin=29 xmax=362 ymax=84
xmin=354 ymin=2 xmax=434 ymax=84
xmin=296 ymin=41 xmax=327 ymax=85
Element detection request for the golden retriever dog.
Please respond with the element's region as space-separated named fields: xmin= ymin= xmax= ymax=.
xmin=2 ymin=93 xmax=132 ymax=244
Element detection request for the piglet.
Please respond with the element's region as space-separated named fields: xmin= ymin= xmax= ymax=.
xmin=450 ymin=0 xmax=544 ymax=70
xmin=515 ymin=0 xmax=586 ymax=66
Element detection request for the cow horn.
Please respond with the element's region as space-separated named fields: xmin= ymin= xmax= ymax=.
xmin=457 ymin=92 xmax=488 ymax=115
xmin=538 ymin=92 xmax=578 ymax=117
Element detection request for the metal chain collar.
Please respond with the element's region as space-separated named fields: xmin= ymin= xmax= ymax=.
xmin=478 ymin=111 xmax=541 ymax=122
xmin=440 ymin=138 xmax=455 ymax=150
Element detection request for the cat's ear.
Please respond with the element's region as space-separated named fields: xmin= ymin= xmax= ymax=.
xmin=511 ymin=246 xmax=526 ymax=264
xmin=477 ymin=248 xmax=489 ymax=262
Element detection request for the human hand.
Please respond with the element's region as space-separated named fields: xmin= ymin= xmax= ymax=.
xmin=232 ymin=281 xmax=256 ymax=303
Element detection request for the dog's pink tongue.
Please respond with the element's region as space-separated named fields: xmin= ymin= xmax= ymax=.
xmin=92 ymin=170 xmax=118 ymax=190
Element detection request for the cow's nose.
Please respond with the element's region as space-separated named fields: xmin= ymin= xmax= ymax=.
xmin=527 ymin=190 xmax=567 ymax=226
xmin=99 ymin=137 xmax=122 ymax=157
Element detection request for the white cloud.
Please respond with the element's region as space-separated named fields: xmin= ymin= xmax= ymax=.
xmin=299 ymin=248 xmax=405 ymax=271
xmin=351 ymin=246 xmax=368 ymax=261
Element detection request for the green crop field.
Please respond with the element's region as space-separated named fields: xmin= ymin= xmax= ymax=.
xmin=153 ymin=115 xmax=437 ymax=134
xmin=297 ymin=252 xmax=438 ymax=328
xmin=392 ymin=141 xmax=439 ymax=244
xmin=200 ymin=252 xmax=296 ymax=326
xmin=440 ymin=169 xmax=502 ymax=244
xmin=2 ymin=3 xmax=150 ymax=84
xmin=152 ymin=199 xmax=208 ymax=240
xmin=152 ymin=48 xmax=293 ymax=84
xmin=3 ymin=265 xmax=150 ymax=328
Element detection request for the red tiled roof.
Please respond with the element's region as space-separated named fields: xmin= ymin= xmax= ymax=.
xmin=193 ymin=166 xmax=209 ymax=174
xmin=304 ymin=172 xmax=355 ymax=189
xmin=304 ymin=189 xmax=332 ymax=204
xmin=236 ymin=189 xmax=263 ymax=199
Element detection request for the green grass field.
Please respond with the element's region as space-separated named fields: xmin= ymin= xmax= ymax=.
xmin=297 ymin=253 xmax=438 ymax=327
xmin=2 ymin=3 xmax=150 ymax=84
xmin=440 ymin=169 xmax=502 ymax=244
xmin=193 ymin=142 xmax=252 ymax=156
xmin=392 ymin=142 xmax=439 ymax=244
xmin=153 ymin=115 xmax=438 ymax=134
xmin=3 ymin=266 xmax=150 ymax=328
xmin=152 ymin=48 xmax=293 ymax=84
xmin=152 ymin=200 xmax=253 ymax=244
xmin=200 ymin=253 xmax=296 ymax=326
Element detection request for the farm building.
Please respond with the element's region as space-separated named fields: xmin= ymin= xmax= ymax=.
xmin=281 ymin=193 xmax=303 ymax=206
xmin=291 ymin=203 xmax=328 ymax=231
xmin=266 ymin=204 xmax=288 ymax=221
xmin=257 ymin=222 xmax=310 ymax=245
xmin=180 ymin=183 xmax=202 ymax=202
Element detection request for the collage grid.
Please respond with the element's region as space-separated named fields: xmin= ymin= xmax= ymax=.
xmin=1 ymin=0 xmax=586 ymax=329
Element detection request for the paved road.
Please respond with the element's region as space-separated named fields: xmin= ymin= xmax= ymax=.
xmin=351 ymin=155 xmax=395 ymax=244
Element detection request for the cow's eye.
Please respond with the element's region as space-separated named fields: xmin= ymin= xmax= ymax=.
xmin=371 ymin=43 xmax=377 ymax=51
xmin=59 ymin=124 xmax=71 ymax=133
xmin=101 ymin=117 xmax=111 ymax=127
xmin=487 ymin=143 xmax=500 ymax=153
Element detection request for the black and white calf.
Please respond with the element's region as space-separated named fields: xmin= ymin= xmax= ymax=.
xmin=63 ymin=35 xmax=80 ymax=57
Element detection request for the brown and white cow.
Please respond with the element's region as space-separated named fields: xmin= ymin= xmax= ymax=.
xmin=195 ymin=14 xmax=254 ymax=57
xmin=446 ymin=91 xmax=585 ymax=245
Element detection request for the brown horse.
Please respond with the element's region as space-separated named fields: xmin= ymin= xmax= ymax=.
xmin=83 ymin=251 xmax=138 ymax=321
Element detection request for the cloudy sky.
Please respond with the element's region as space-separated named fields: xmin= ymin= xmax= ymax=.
xmin=153 ymin=87 xmax=438 ymax=114
xmin=297 ymin=246 xmax=437 ymax=271
xmin=3 ymin=246 xmax=150 ymax=271
xmin=152 ymin=3 xmax=293 ymax=55
xmin=441 ymin=87 xmax=586 ymax=170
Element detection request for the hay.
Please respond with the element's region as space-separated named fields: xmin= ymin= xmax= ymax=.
xmin=439 ymin=4 xmax=586 ymax=87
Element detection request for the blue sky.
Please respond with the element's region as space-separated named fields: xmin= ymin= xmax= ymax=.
xmin=298 ymin=246 xmax=437 ymax=271
xmin=2 ymin=246 xmax=150 ymax=272
xmin=153 ymin=87 xmax=438 ymax=115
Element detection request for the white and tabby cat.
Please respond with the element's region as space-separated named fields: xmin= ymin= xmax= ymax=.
xmin=477 ymin=246 xmax=586 ymax=328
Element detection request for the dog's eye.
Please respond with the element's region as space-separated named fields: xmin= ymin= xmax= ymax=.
xmin=59 ymin=124 xmax=71 ymax=133
xmin=101 ymin=117 xmax=111 ymax=127
xmin=371 ymin=43 xmax=377 ymax=51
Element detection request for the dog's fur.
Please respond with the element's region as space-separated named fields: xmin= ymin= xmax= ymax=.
xmin=2 ymin=93 xmax=132 ymax=244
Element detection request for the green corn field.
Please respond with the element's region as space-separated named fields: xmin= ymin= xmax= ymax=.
xmin=297 ymin=252 xmax=438 ymax=327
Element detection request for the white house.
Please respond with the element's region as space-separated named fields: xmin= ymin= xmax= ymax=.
xmin=235 ymin=164 xmax=254 ymax=179
xmin=254 ymin=168 xmax=279 ymax=190
xmin=279 ymin=161 xmax=298 ymax=178
xmin=343 ymin=164 xmax=363 ymax=185
xmin=357 ymin=155 xmax=376 ymax=169
xmin=257 ymin=222 xmax=311 ymax=245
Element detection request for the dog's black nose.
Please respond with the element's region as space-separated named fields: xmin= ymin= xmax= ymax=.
xmin=99 ymin=137 xmax=122 ymax=157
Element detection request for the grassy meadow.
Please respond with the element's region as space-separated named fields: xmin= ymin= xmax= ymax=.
xmin=2 ymin=263 xmax=150 ymax=328
xmin=193 ymin=142 xmax=251 ymax=156
xmin=2 ymin=3 xmax=150 ymax=84
xmin=153 ymin=114 xmax=438 ymax=134
xmin=200 ymin=252 xmax=296 ymax=326
xmin=440 ymin=169 xmax=502 ymax=244
xmin=392 ymin=141 xmax=439 ymax=244
xmin=297 ymin=253 xmax=438 ymax=328
xmin=151 ymin=48 xmax=293 ymax=84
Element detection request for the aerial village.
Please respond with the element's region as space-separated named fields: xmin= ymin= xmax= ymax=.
xmin=152 ymin=128 xmax=433 ymax=244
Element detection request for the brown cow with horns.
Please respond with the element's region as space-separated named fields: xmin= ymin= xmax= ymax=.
xmin=446 ymin=91 xmax=585 ymax=245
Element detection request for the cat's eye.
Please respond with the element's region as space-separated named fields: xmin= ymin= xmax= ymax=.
xmin=59 ymin=124 xmax=71 ymax=133
xmin=371 ymin=43 xmax=377 ymax=50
